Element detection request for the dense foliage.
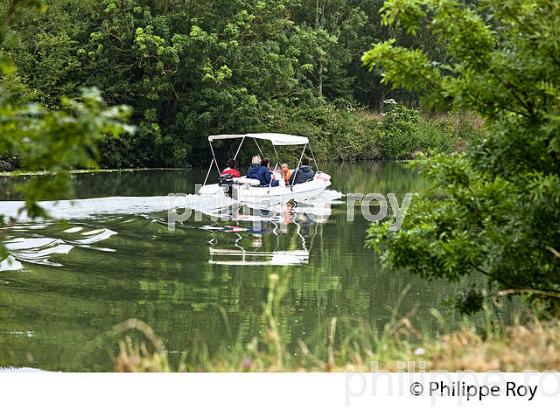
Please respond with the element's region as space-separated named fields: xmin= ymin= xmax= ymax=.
xmin=364 ymin=0 xmax=560 ymax=312
xmin=1 ymin=0 xmax=469 ymax=168
xmin=0 ymin=0 xmax=131 ymax=259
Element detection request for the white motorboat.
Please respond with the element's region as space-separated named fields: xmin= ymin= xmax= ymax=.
xmin=198 ymin=133 xmax=331 ymax=205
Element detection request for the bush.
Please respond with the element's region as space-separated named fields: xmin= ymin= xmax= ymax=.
xmin=262 ymin=101 xmax=382 ymax=162
xmin=414 ymin=119 xmax=454 ymax=155
xmin=378 ymin=100 xmax=422 ymax=159
xmin=375 ymin=101 xmax=483 ymax=160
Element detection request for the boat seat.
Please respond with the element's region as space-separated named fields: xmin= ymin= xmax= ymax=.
xmin=232 ymin=177 xmax=260 ymax=186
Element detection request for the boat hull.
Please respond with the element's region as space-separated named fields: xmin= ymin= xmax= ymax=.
xmin=198 ymin=179 xmax=331 ymax=205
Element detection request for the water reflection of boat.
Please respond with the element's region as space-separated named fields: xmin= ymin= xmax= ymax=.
xmin=206 ymin=204 xmax=326 ymax=267
xmin=209 ymin=247 xmax=309 ymax=266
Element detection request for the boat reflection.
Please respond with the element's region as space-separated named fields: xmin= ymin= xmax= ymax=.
xmin=205 ymin=198 xmax=333 ymax=266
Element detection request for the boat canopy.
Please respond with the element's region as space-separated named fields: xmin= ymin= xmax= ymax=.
xmin=203 ymin=131 xmax=317 ymax=186
xmin=208 ymin=133 xmax=309 ymax=146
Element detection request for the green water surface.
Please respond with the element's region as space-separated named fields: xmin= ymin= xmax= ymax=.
xmin=0 ymin=162 xmax=463 ymax=371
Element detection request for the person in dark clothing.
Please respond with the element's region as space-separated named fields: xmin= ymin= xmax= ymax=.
xmin=289 ymin=157 xmax=315 ymax=185
xmin=260 ymin=158 xmax=279 ymax=187
xmin=246 ymin=155 xmax=279 ymax=187
xmin=246 ymin=155 xmax=263 ymax=180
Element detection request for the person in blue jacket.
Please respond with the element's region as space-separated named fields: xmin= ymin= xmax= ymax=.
xmin=289 ymin=157 xmax=315 ymax=185
xmin=246 ymin=155 xmax=263 ymax=182
xmin=246 ymin=155 xmax=279 ymax=187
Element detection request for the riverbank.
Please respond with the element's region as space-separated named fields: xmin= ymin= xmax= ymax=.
xmin=1 ymin=103 xmax=483 ymax=173
xmin=265 ymin=102 xmax=483 ymax=162
xmin=0 ymin=167 xmax=188 ymax=177
xmin=113 ymin=274 xmax=554 ymax=372
xmin=114 ymin=316 xmax=559 ymax=372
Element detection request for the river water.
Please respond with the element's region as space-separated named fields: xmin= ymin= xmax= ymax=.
xmin=0 ymin=162 xmax=463 ymax=371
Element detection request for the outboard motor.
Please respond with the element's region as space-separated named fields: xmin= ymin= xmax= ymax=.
xmin=218 ymin=174 xmax=234 ymax=197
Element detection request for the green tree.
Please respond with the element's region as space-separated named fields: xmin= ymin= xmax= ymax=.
xmin=1 ymin=0 xmax=132 ymax=258
xmin=364 ymin=0 xmax=560 ymax=311
xmin=4 ymin=0 xmax=450 ymax=167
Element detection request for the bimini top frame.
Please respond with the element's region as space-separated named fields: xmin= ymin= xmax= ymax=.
xmin=208 ymin=133 xmax=309 ymax=146
xmin=203 ymin=133 xmax=318 ymax=187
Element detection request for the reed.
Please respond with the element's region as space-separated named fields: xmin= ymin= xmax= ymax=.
xmin=113 ymin=275 xmax=559 ymax=372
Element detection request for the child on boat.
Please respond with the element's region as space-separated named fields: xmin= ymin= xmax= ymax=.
xmin=281 ymin=163 xmax=292 ymax=184
xmin=220 ymin=159 xmax=241 ymax=178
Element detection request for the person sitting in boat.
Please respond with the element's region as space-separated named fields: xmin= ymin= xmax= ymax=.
xmin=220 ymin=159 xmax=241 ymax=178
xmin=260 ymin=158 xmax=279 ymax=187
xmin=281 ymin=163 xmax=292 ymax=184
xmin=246 ymin=155 xmax=262 ymax=180
xmin=246 ymin=156 xmax=278 ymax=187
xmin=289 ymin=157 xmax=315 ymax=185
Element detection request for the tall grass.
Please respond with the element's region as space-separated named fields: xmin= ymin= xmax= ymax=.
xmin=112 ymin=274 xmax=560 ymax=372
